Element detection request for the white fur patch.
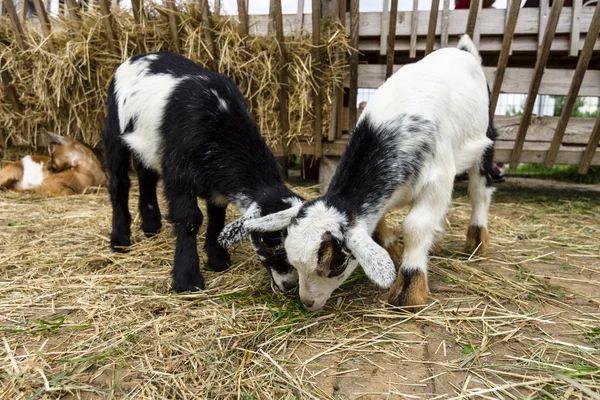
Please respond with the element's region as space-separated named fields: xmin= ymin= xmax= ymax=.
xmin=15 ymin=156 xmax=45 ymax=190
xmin=243 ymin=204 xmax=302 ymax=233
xmin=114 ymin=55 xmax=186 ymax=172
xmin=347 ymin=224 xmax=396 ymax=289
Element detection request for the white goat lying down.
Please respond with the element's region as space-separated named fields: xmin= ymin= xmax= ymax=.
xmin=220 ymin=35 xmax=497 ymax=311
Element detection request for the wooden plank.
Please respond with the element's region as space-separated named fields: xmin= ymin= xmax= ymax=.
xmin=465 ymin=0 xmax=479 ymax=38
xmin=200 ymin=0 xmax=218 ymax=70
xmin=472 ymin=0 xmax=483 ymax=47
xmin=98 ymin=0 xmax=117 ymax=53
xmin=538 ymin=0 xmax=549 ymax=48
xmin=297 ymin=0 xmax=305 ymax=29
xmin=334 ymin=0 xmax=347 ymax=140
xmin=3 ymin=0 xmax=26 ymax=49
xmin=131 ymin=0 xmax=145 ymax=53
xmin=312 ymin=0 xmax=322 ymax=158
xmin=425 ymin=0 xmax=439 ymax=54
xmin=273 ymin=0 xmax=289 ymax=157
xmin=570 ymin=0 xmax=582 ymax=57
xmin=579 ymin=114 xmax=600 ymax=174
xmin=165 ymin=0 xmax=181 ymax=54
xmin=505 ymin=0 xmax=513 ymax=55
xmin=441 ymin=0 xmax=449 ymax=48
xmin=409 ymin=0 xmax=418 ymax=58
xmin=131 ymin=0 xmax=142 ymax=24
xmin=545 ymin=3 xmax=600 ymax=168
xmin=510 ymin=0 xmax=565 ymax=169
xmin=346 ymin=65 xmax=600 ymax=98
xmin=32 ymin=0 xmax=51 ymax=37
xmin=380 ymin=0 xmax=390 ymax=56
xmin=20 ymin=0 xmax=28 ymax=21
xmin=385 ymin=0 xmax=398 ymax=79
xmin=237 ymin=0 xmax=249 ymax=35
xmin=348 ymin=0 xmax=359 ymax=132
xmin=490 ymin=0 xmax=520 ymax=114
xmin=64 ymin=0 xmax=81 ymax=26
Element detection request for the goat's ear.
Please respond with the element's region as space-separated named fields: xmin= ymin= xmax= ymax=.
xmin=346 ymin=227 xmax=397 ymax=289
xmin=218 ymin=204 xmax=261 ymax=248
xmin=244 ymin=204 xmax=302 ymax=233
xmin=45 ymin=131 xmax=67 ymax=145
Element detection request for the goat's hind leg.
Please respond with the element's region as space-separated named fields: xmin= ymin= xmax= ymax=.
xmin=135 ymin=159 xmax=162 ymax=237
xmin=204 ymin=201 xmax=231 ymax=272
xmin=373 ymin=217 xmax=402 ymax=264
xmin=465 ymin=146 xmax=494 ymax=255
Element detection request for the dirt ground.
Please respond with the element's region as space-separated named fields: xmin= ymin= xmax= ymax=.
xmin=0 ymin=176 xmax=599 ymax=399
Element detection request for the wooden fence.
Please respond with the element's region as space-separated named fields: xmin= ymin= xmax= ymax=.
xmin=1 ymin=0 xmax=600 ymax=173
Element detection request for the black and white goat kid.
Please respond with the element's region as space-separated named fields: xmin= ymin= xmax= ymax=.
xmin=103 ymin=52 xmax=303 ymax=293
xmin=220 ymin=35 xmax=497 ymax=311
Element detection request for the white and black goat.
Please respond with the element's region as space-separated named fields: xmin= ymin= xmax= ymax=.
xmin=103 ymin=52 xmax=303 ymax=293
xmin=220 ymin=35 xmax=497 ymax=311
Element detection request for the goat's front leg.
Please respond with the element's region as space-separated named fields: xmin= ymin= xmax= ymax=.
xmin=204 ymin=201 xmax=231 ymax=272
xmin=164 ymin=178 xmax=205 ymax=292
xmin=388 ymin=180 xmax=452 ymax=310
xmin=373 ymin=217 xmax=402 ymax=264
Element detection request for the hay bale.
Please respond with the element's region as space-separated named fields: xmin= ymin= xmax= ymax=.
xmin=0 ymin=6 xmax=350 ymax=151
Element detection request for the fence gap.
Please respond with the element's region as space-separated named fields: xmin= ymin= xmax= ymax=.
xmin=510 ymin=0 xmax=564 ymax=169
xmin=545 ymin=4 xmax=600 ymax=168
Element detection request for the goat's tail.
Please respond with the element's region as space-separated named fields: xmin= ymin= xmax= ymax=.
xmin=457 ymin=34 xmax=482 ymax=64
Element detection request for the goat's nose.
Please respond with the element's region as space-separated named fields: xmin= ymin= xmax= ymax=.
xmin=301 ymin=298 xmax=315 ymax=309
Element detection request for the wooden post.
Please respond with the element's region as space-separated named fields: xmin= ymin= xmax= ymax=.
xmin=380 ymin=0 xmax=390 ymax=56
xmin=273 ymin=0 xmax=289 ymax=165
xmin=165 ymin=0 xmax=181 ymax=54
xmin=578 ymin=114 xmax=600 ymax=174
xmin=334 ymin=0 xmax=346 ymax=140
xmin=472 ymin=0 xmax=483 ymax=47
xmin=440 ymin=0 xmax=449 ymax=48
xmin=200 ymin=0 xmax=218 ymax=70
xmin=32 ymin=0 xmax=51 ymax=37
xmin=509 ymin=0 xmax=564 ymax=169
xmin=348 ymin=0 xmax=359 ymax=132
xmin=385 ymin=0 xmax=398 ymax=79
xmin=490 ymin=0 xmax=521 ymax=115
xmin=131 ymin=0 xmax=145 ymax=53
xmin=1 ymin=71 xmax=23 ymax=115
xmin=538 ymin=0 xmax=549 ymax=48
xmin=465 ymin=0 xmax=479 ymax=38
xmin=64 ymin=0 xmax=81 ymax=26
xmin=99 ymin=0 xmax=117 ymax=53
xmin=570 ymin=0 xmax=582 ymax=57
xmin=425 ymin=0 xmax=439 ymax=55
xmin=545 ymin=3 xmax=600 ymax=168
xmin=3 ymin=0 xmax=26 ymax=49
xmin=237 ymin=0 xmax=249 ymax=36
xmin=20 ymin=0 xmax=28 ymax=21
xmin=297 ymin=0 xmax=305 ymax=30
xmin=409 ymin=0 xmax=418 ymax=58
xmin=312 ymin=0 xmax=322 ymax=158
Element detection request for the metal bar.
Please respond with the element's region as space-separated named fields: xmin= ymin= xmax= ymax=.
xmin=385 ymin=0 xmax=398 ymax=79
xmin=509 ymin=0 xmax=565 ymax=169
xmin=425 ymin=0 xmax=439 ymax=54
xmin=490 ymin=0 xmax=521 ymax=114
xmin=545 ymin=3 xmax=600 ymax=168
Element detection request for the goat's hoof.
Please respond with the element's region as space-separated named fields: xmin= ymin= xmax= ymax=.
xmin=464 ymin=225 xmax=489 ymax=255
xmin=206 ymin=257 xmax=231 ymax=272
xmin=387 ymin=269 xmax=428 ymax=312
xmin=141 ymin=221 xmax=162 ymax=238
xmin=172 ymin=274 xmax=205 ymax=292
xmin=384 ymin=240 xmax=403 ymax=264
xmin=110 ymin=234 xmax=131 ymax=253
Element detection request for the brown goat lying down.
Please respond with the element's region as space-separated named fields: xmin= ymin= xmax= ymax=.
xmin=0 ymin=132 xmax=107 ymax=196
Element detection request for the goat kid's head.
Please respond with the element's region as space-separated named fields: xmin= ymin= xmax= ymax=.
xmin=219 ymin=199 xmax=397 ymax=311
xmin=46 ymin=132 xmax=86 ymax=173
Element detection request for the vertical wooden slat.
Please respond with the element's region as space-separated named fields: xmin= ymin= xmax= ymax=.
xmin=465 ymin=0 xmax=480 ymax=38
xmin=505 ymin=0 xmax=513 ymax=55
xmin=3 ymin=0 xmax=26 ymax=49
xmin=237 ymin=0 xmax=249 ymax=36
xmin=578 ymin=114 xmax=600 ymax=174
xmin=98 ymin=0 xmax=117 ymax=53
xmin=46 ymin=0 xmax=52 ymax=14
xmin=509 ymin=0 xmax=565 ymax=169
xmin=425 ymin=0 xmax=439 ymax=55
xmin=472 ymin=0 xmax=483 ymax=47
xmin=273 ymin=0 xmax=290 ymax=159
xmin=0 ymin=0 xmax=4 ymax=15
xmin=409 ymin=0 xmax=418 ymax=58
xmin=165 ymin=0 xmax=181 ymax=54
xmin=538 ymin=0 xmax=549 ymax=48
xmin=334 ymin=0 xmax=346 ymax=139
xmin=312 ymin=0 xmax=322 ymax=157
xmin=1 ymin=71 xmax=23 ymax=114
xmin=380 ymin=0 xmax=390 ymax=56
xmin=348 ymin=0 xmax=359 ymax=132
xmin=440 ymin=0 xmax=449 ymax=48
xmin=131 ymin=0 xmax=145 ymax=53
xmin=131 ymin=0 xmax=142 ymax=24
xmin=570 ymin=0 xmax=582 ymax=57
xmin=64 ymin=0 xmax=81 ymax=26
xmin=200 ymin=0 xmax=218 ymax=70
xmin=327 ymin=0 xmax=342 ymax=142
xmin=385 ymin=0 xmax=398 ymax=79
xmin=32 ymin=0 xmax=51 ymax=37
xmin=297 ymin=0 xmax=305 ymax=30
xmin=490 ymin=0 xmax=521 ymax=114
xmin=545 ymin=4 xmax=600 ymax=168
xmin=20 ymin=0 xmax=28 ymax=21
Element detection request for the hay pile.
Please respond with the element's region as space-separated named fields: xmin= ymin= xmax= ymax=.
xmin=0 ymin=4 xmax=349 ymax=150
xmin=1 ymin=180 xmax=599 ymax=398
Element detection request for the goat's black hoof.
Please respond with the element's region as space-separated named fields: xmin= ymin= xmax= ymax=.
xmin=205 ymin=246 xmax=231 ymax=272
xmin=172 ymin=271 xmax=205 ymax=292
xmin=110 ymin=234 xmax=131 ymax=253
xmin=141 ymin=221 xmax=162 ymax=238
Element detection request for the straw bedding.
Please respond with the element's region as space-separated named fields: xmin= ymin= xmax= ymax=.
xmin=0 ymin=178 xmax=598 ymax=399
xmin=0 ymin=4 xmax=349 ymax=150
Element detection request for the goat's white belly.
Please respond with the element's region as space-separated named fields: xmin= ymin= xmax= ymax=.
xmin=14 ymin=156 xmax=45 ymax=190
